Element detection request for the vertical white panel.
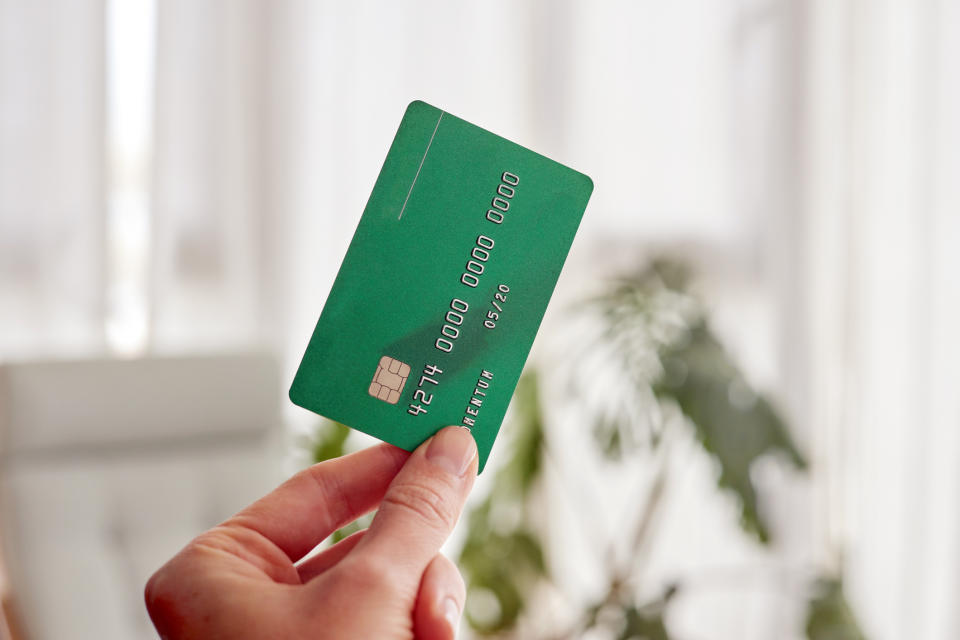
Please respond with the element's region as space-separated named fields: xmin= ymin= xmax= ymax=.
xmin=151 ymin=0 xmax=265 ymax=351
xmin=846 ymin=1 xmax=929 ymax=637
xmin=257 ymin=0 xmax=318 ymax=436
xmin=104 ymin=0 xmax=156 ymax=356
xmin=919 ymin=1 xmax=960 ymax=636
xmin=258 ymin=0 xmax=307 ymax=369
xmin=802 ymin=0 xmax=959 ymax=638
xmin=565 ymin=0 xmax=739 ymax=242
xmin=801 ymin=0 xmax=854 ymax=570
xmin=0 ymin=0 xmax=106 ymax=358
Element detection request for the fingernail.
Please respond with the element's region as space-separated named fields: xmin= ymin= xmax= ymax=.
xmin=442 ymin=596 xmax=460 ymax=634
xmin=426 ymin=426 xmax=477 ymax=477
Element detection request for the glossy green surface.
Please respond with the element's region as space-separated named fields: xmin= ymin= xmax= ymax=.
xmin=290 ymin=100 xmax=593 ymax=471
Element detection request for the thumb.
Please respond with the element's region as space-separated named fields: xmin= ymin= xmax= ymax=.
xmin=351 ymin=426 xmax=477 ymax=588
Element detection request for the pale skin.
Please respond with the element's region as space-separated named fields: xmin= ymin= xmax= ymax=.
xmin=145 ymin=426 xmax=478 ymax=640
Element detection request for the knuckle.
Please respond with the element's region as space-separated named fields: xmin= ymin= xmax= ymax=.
xmin=382 ymin=480 xmax=457 ymax=531
xmin=338 ymin=555 xmax=404 ymax=594
xmin=144 ymin=544 xmax=205 ymax=629
xmin=303 ymin=464 xmax=355 ymax=531
xmin=443 ymin=558 xmax=467 ymax=599
xmin=429 ymin=554 xmax=466 ymax=601
xmin=143 ymin=570 xmax=162 ymax=611
xmin=144 ymin=564 xmax=180 ymax=623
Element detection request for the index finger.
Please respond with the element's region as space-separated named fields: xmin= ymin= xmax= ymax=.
xmin=350 ymin=427 xmax=477 ymax=584
xmin=225 ymin=442 xmax=410 ymax=562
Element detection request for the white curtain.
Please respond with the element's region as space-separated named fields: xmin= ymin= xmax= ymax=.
xmin=0 ymin=0 xmax=106 ymax=359
xmin=1 ymin=1 xmax=959 ymax=638
xmin=151 ymin=0 xmax=268 ymax=351
xmin=801 ymin=1 xmax=960 ymax=638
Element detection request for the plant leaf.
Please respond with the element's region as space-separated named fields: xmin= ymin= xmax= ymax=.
xmin=459 ymin=372 xmax=549 ymax=634
xmin=805 ymin=576 xmax=868 ymax=640
xmin=500 ymin=371 xmax=545 ymax=495
xmin=312 ymin=421 xmax=351 ymax=463
xmin=654 ymin=321 xmax=806 ymax=543
xmin=619 ymin=605 xmax=671 ymax=640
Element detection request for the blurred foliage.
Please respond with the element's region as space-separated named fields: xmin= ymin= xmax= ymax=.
xmin=805 ymin=576 xmax=867 ymax=640
xmin=308 ymin=258 xmax=866 ymax=639
xmin=459 ymin=373 xmax=548 ymax=632
xmin=454 ymin=258 xmax=865 ymax=639
xmin=311 ymin=420 xmax=351 ymax=463
xmin=582 ymin=583 xmax=677 ymax=640
xmin=579 ymin=259 xmax=805 ymax=542
xmin=655 ymin=321 xmax=806 ymax=542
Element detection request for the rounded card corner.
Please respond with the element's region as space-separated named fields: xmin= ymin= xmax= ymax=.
xmin=579 ymin=172 xmax=595 ymax=194
xmin=405 ymin=99 xmax=434 ymax=118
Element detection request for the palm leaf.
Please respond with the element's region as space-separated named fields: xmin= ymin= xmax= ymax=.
xmin=655 ymin=321 xmax=806 ymax=542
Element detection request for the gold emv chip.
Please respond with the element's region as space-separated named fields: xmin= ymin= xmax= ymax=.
xmin=369 ymin=356 xmax=410 ymax=404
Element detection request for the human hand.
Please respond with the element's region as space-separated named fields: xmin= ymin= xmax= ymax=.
xmin=145 ymin=426 xmax=478 ymax=639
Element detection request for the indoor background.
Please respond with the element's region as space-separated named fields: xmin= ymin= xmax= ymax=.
xmin=1 ymin=1 xmax=958 ymax=639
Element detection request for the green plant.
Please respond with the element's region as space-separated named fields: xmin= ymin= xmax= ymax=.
xmin=310 ymin=258 xmax=866 ymax=639
xmin=454 ymin=259 xmax=863 ymax=639
xmin=806 ymin=577 xmax=867 ymax=640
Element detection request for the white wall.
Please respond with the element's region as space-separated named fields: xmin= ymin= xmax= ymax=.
xmin=2 ymin=1 xmax=958 ymax=637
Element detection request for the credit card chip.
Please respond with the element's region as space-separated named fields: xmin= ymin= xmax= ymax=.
xmin=369 ymin=356 xmax=411 ymax=404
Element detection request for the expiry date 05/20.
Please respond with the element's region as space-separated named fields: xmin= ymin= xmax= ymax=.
xmin=484 ymin=284 xmax=510 ymax=329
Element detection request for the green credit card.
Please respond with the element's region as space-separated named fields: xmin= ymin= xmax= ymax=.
xmin=289 ymin=100 xmax=593 ymax=472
